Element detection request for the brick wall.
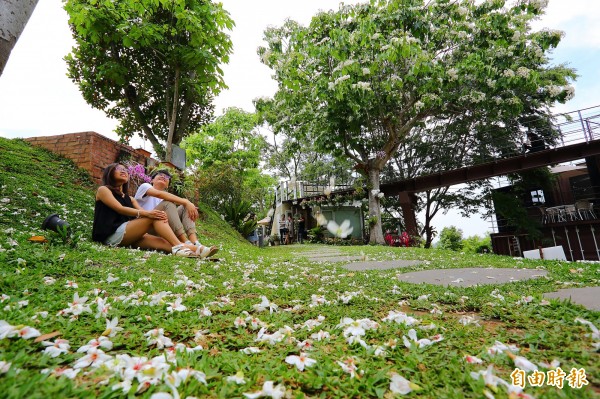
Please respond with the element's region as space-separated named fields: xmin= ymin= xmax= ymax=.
xmin=25 ymin=131 xmax=154 ymax=185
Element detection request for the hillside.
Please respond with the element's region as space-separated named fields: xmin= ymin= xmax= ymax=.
xmin=0 ymin=137 xmax=249 ymax=248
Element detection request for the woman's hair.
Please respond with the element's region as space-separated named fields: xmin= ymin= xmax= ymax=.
xmin=102 ymin=163 xmax=129 ymax=196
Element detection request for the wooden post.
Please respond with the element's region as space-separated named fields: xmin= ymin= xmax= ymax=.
xmin=398 ymin=192 xmax=418 ymax=236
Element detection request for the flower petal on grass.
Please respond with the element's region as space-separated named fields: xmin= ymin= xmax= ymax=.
xmin=285 ymin=353 xmax=317 ymax=371
xmin=390 ymin=373 xmax=420 ymax=395
xmin=243 ymin=381 xmax=285 ymax=399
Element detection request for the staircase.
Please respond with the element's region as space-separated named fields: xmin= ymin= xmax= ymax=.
xmin=509 ymin=236 xmax=522 ymax=257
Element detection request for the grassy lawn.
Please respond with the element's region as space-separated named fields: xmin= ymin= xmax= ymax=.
xmin=0 ymin=137 xmax=598 ymax=398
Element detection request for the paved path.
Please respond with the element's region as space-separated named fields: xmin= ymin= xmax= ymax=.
xmin=294 ymin=248 xmax=600 ymax=311
xmin=343 ymin=260 xmax=423 ymax=271
xmin=395 ymin=267 xmax=548 ymax=287
xmin=294 ymin=249 xmax=356 ymax=263
xmin=543 ymin=287 xmax=600 ymax=311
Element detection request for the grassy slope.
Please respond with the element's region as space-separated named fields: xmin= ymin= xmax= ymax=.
xmin=0 ymin=137 xmax=598 ymax=399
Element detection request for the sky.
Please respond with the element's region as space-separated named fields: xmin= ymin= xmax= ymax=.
xmin=0 ymin=0 xmax=599 ymax=238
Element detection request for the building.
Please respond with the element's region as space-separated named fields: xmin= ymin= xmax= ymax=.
xmin=490 ymin=159 xmax=600 ymax=261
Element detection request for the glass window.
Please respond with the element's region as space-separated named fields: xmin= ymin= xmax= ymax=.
xmin=530 ymin=190 xmax=545 ymax=205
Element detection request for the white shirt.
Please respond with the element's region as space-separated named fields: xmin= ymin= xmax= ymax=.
xmin=134 ymin=183 xmax=163 ymax=211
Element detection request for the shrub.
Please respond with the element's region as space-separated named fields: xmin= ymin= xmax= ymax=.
xmin=438 ymin=226 xmax=463 ymax=251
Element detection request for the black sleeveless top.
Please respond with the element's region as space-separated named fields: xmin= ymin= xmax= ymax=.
xmin=92 ymin=189 xmax=134 ymax=243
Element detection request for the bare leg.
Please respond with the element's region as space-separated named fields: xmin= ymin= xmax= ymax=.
xmin=132 ymin=234 xmax=172 ymax=252
xmin=177 ymin=205 xmax=198 ymax=243
xmin=120 ymin=218 xmax=182 ymax=248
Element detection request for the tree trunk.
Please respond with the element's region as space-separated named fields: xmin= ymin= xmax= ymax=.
xmin=0 ymin=0 xmax=39 ymax=76
xmin=165 ymin=67 xmax=180 ymax=162
xmin=367 ymin=167 xmax=385 ymax=244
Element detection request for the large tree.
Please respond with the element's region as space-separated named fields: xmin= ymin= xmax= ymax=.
xmin=259 ymin=0 xmax=575 ymax=244
xmin=0 ymin=0 xmax=38 ymax=76
xmin=183 ymin=107 xmax=275 ymax=215
xmin=64 ymin=0 xmax=233 ymax=160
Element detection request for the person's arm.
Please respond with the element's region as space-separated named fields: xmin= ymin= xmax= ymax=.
xmin=130 ymin=197 xmax=167 ymax=220
xmin=144 ymin=186 xmax=198 ymax=221
xmin=96 ymin=186 xmax=166 ymax=220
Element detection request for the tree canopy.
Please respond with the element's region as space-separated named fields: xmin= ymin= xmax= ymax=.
xmin=64 ymin=0 xmax=234 ymax=160
xmin=259 ymin=0 xmax=575 ymax=243
xmin=183 ymin=107 xmax=275 ymax=216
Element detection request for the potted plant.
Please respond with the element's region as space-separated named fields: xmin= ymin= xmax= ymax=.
xmin=272 ymin=234 xmax=280 ymax=246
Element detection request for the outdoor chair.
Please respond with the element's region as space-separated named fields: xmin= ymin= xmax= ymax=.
xmin=564 ymin=204 xmax=580 ymax=221
xmin=545 ymin=207 xmax=558 ymax=223
xmin=539 ymin=207 xmax=549 ymax=224
xmin=575 ymin=200 xmax=597 ymax=220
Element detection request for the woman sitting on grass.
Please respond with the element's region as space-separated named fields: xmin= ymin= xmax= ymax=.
xmin=134 ymin=169 xmax=218 ymax=258
xmin=92 ymin=163 xmax=203 ymax=257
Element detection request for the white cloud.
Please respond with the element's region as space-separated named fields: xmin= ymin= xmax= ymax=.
xmin=532 ymin=1 xmax=600 ymax=48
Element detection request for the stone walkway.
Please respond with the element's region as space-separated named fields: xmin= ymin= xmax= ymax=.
xmin=343 ymin=260 xmax=423 ymax=271
xmin=395 ymin=267 xmax=548 ymax=287
xmin=297 ymin=249 xmax=364 ymax=263
xmin=294 ymin=248 xmax=600 ymax=312
xmin=543 ymin=287 xmax=600 ymax=311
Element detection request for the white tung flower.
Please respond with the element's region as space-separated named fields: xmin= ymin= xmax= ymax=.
xmin=285 ymin=353 xmax=317 ymax=371
xmin=253 ymin=296 xmax=278 ymax=313
xmin=352 ymin=81 xmax=371 ymax=90
xmin=516 ymin=67 xmax=530 ymax=78
xmin=77 ymin=336 xmax=113 ymax=353
xmin=144 ymin=328 xmax=174 ymax=349
xmin=43 ymin=276 xmax=56 ymax=285
xmin=17 ymin=326 xmax=41 ymax=339
xmin=42 ymin=339 xmax=71 ymax=358
xmin=102 ymin=317 xmax=123 ymax=337
xmin=337 ymin=357 xmax=360 ymax=378
xmin=382 ymin=310 xmax=419 ymax=326
xmin=447 ymin=68 xmax=459 ymax=81
xmin=243 ymin=381 xmax=286 ymax=399
xmin=327 ymin=220 xmax=354 ymax=239
xmin=316 ymin=213 xmax=328 ymax=226
xmin=166 ymin=298 xmax=187 ymax=312
xmin=226 ymin=371 xmax=246 ymax=385
xmin=390 ymin=373 xmax=418 ymax=395
xmin=0 ymin=360 xmax=11 ymax=374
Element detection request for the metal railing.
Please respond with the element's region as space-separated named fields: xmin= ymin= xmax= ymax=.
xmin=556 ymin=105 xmax=600 ymax=146
xmin=275 ymin=180 xmax=355 ymax=205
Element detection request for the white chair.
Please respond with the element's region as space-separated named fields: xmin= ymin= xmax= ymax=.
xmin=539 ymin=207 xmax=549 ymax=224
xmin=592 ymin=203 xmax=598 ymax=219
xmin=546 ymin=207 xmax=557 ymax=223
xmin=575 ymin=200 xmax=597 ymax=220
xmin=564 ymin=204 xmax=579 ymax=221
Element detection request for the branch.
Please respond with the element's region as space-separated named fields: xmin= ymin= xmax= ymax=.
xmin=124 ymin=86 xmax=162 ymax=154
xmin=174 ymin=95 xmax=192 ymax=145
xmin=341 ymin=130 xmax=364 ymax=167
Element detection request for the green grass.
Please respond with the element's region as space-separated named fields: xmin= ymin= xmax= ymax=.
xmin=0 ymin=137 xmax=598 ymax=398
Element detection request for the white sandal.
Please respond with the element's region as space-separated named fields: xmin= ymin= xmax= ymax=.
xmin=195 ymin=245 xmax=212 ymax=258
xmin=172 ymin=244 xmax=198 ymax=257
xmin=206 ymin=246 xmax=219 ymax=258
